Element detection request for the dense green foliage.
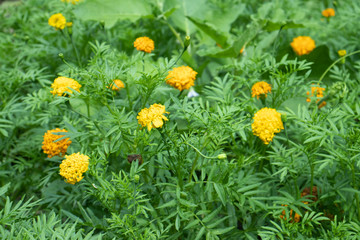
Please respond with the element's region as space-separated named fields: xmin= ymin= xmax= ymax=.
xmin=1 ymin=0 xmax=360 ymax=239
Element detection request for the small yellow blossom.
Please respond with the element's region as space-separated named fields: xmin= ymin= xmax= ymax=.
xmin=306 ymin=85 xmax=325 ymax=102
xmin=66 ymin=22 xmax=73 ymax=27
xmin=322 ymin=8 xmax=335 ymax=18
xmin=62 ymin=0 xmax=80 ymax=4
xmin=291 ymin=36 xmax=316 ymax=56
xmin=108 ymin=79 xmax=125 ymax=91
xmin=42 ymin=128 xmax=71 ymax=158
xmin=252 ymin=108 xmax=284 ymax=144
xmin=60 ymin=153 xmax=89 ymax=184
xmin=48 ymin=13 xmax=67 ymax=30
xmin=166 ymin=66 xmax=198 ymax=91
xmin=134 ymin=36 xmax=155 ymax=53
xmin=338 ymin=50 xmax=346 ymax=57
xmin=251 ymin=81 xmax=271 ymax=99
xmin=137 ymin=104 xmax=169 ymax=131
xmin=50 ymin=76 xmax=81 ymax=96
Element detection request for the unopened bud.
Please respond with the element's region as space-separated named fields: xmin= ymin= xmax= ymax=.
xmin=184 ymin=36 xmax=191 ymax=49
xmin=134 ymin=174 xmax=140 ymax=183
xmin=217 ymin=153 xmax=227 ymax=159
xmin=58 ymin=53 xmax=64 ymax=59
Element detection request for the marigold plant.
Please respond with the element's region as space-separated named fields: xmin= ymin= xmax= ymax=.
xmin=42 ymin=128 xmax=71 ymax=158
xmin=134 ymin=36 xmax=155 ymax=53
xmin=59 ymin=153 xmax=89 ymax=184
xmin=48 ymin=13 xmax=67 ymax=30
xmin=338 ymin=49 xmax=346 ymax=57
xmin=290 ymin=36 xmax=316 ymax=56
xmin=50 ymin=76 xmax=81 ymax=96
xmin=252 ymin=108 xmax=284 ymax=144
xmin=251 ymin=81 xmax=271 ymax=99
xmin=137 ymin=104 xmax=169 ymax=131
xmin=166 ymin=66 xmax=198 ymax=91
xmin=322 ymin=8 xmax=335 ymax=18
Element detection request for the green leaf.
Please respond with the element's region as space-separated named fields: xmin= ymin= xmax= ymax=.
xmin=157 ymin=199 xmax=177 ymax=209
xmin=214 ymin=183 xmax=227 ymax=206
xmin=211 ymin=226 xmax=235 ymax=235
xmin=195 ymin=226 xmax=206 ymax=240
xmin=75 ymin=0 xmax=153 ymax=28
xmin=187 ymin=16 xmax=228 ymax=47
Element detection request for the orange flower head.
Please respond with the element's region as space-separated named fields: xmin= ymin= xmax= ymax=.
xmin=134 ymin=36 xmax=155 ymax=53
xmin=166 ymin=66 xmax=197 ymax=91
xmin=42 ymin=128 xmax=71 ymax=158
xmin=251 ymin=81 xmax=271 ymax=99
xmin=322 ymin=8 xmax=335 ymax=18
xmin=291 ymin=36 xmax=316 ymax=56
xmin=109 ymin=79 xmax=125 ymax=91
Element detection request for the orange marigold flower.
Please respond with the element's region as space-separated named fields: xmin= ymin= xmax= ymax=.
xmin=50 ymin=76 xmax=81 ymax=96
xmin=134 ymin=36 xmax=155 ymax=53
xmin=109 ymin=79 xmax=125 ymax=91
xmin=291 ymin=36 xmax=316 ymax=56
xmin=166 ymin=66 xmax=198 ymax=91
xmin=42 ymin=128 xmax=71 ymax=158
xmin=252 ymin=108 xmax=284 ymax=144
xmin=338 ymin=49 xmax=346 ymax=57
xmin=251 ymin=81 xmax=271 ymax=99
xmin=48 ymin=13 xmax=67 ymax=30
xmin=322 ymin=8 xmax=335 ymax=18
xmin=318 ymin=101 xmax=327 ymax=109
xmin=59 ymin=152 xmax=89 ymax=184
xmin=137 ymin=104 xmax=169 ymax=131
xmin=240 ymin=46 xmax=245 ymax=54
xmin=280 ymin=205 xmax=301 ymax=223
xmin=307 ymin=85 xmax=325 ymax=102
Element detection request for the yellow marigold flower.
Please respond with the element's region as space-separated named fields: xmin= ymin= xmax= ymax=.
xmin=166 ymin=66 xmax=198 ymax=91
xmin=290 ymin=36 xmax=316 ymax=56
xmin=50 ymin=76 xmax=81 ymax=96
xmin=134 ymin=36 xmax=155 ymax=53
xmin=62 ymin=0 xmax=80 ymax=4
xmin=42 ymin=128 xmax=71 ymax=158
xmin=252 ymin=108 xmax=284 ymax=144
xmin=137 ymin=104 xmax=169 ymax=131
xmin=338 ymin=49 xmax=346 ymax=57
xmin=48 ymin=13 xmax=67 ymax=30
xmin=251 ymin=81 xmax=271 ymax=99
xmin=322 ymin=8 xmax=335 ymax=18
xmin=59 ymin=152 xmax=89 ymax=184
xmin=108 ymin=79 xmax=125 ymax=91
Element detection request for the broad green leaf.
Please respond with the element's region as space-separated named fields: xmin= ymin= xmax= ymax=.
xmin=187 ymin=16 xmax=228 ymax=47
xmin=75 ymin=0 xmax=152 ymax=28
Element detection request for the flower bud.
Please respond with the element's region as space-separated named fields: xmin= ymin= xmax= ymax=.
xmin=184 ymin=36 xmax=191 ymax=49
xmin=217 ymin=153 xmax=227 ymax=159
xmin=134 ymin=174 xmax=140 ymax=183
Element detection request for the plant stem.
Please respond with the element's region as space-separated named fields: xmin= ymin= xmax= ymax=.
xmin=70 ymin=34 xmax=82 ymax=68
xmin=351 ymin=164 xmax=360 ymax=220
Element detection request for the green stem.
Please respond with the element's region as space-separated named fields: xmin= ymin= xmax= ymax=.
xmin=70 ymin=34 xmax=82 ymax=68
xmin=318 ymin=50 xmax=360 ymax=84
xmin=351 ymin=164 xmax=360 ymax=220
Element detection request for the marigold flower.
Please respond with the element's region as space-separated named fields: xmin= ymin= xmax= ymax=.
xmin=42 ymin=128 xmax=71 ymax=158
xmin=252 ymin=108 xmax=284 ymax=144
xmin=251 ymin=81 xmax=271 ymax=99
xmin=290 ymin=36 xmax=316 ymax=56
xmin=166 ymin=66 xmax=198 ymax=91
xmin=63 ymin=0 xmax=80 ymax=4
xmin=50 ymin=76 xmax=81 ymax=96
xmin=59 ymin=152 xmax=89 ymax=184
xmin=137 ymin=104 xmax=169 ymax=131
xmin=280 ymin=206 xmax=301 ymax=223
xmin=48 ymin=13 xmax=67 ymax=30
xmin=338 ymin=49 xmax=346 ymax=57
xmin=306 ymin=85 xmax=325 ymax=103
xmin=322 ymin=8 xmax=335 ymax=18
xmin=240 ymin=46 xmax=245 ymax=54
xmin=134 ymin=36 xmax=155 ymax=53
xmin=109 ymin=79 xmax=125 ymax=91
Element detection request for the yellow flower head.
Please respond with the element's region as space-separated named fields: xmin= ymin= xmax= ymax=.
xmin=251 ymin=81 xmax=271 ymax=99
xmin=109 ymin=79 xmax=125 ymax=91
xmin=252 ymin=108 xmax=284 ymax=144
xmin=42 ymin=128 xmax=71 ymax=158
xmin=338 ymin=49 xmax=346 ymax=57
xmin=59 ymin=152 xmax=89 ymax=184
xmin=166 ymin=66 xmax=198 ymax=91
xmin=137 ymin=104 xmax=169 ymax=131
xmin=62 ymin=0 xmax=80 ymax=4
xmin=290 ymin=36 xmax=316 ymax=56
xmin=48 ymin=13 xmax=67 ymax=30
xmin=134 ymin=36 xmax=155 ymax=53
xmin=50 ymin=76 xmax=81 ymax=96
xmin=322 ymin=8 xmax=335 ymax=18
